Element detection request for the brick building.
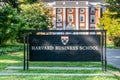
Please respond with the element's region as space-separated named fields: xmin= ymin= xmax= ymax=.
xmin=42 ymin=0 xmax=105 ymax=30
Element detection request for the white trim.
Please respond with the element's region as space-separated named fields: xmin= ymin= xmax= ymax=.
xmin=98 ymin=8 xmax=101 ymax=24
xmin=63 ymin=8 xmax=66 ymax=30
xmin=76 ymin=8 xmax=79 ymax=30
xmin=56 ymin=28 xmax=63 ymax=30
xmin=53 ymin=8 xmax=56 ymax=30
xmin=76 ymin=1 xmax=79 ymax=5
xmin=80 ymin=23 xmax=85 ymax=26
xmin=86 ymin=8 xmax=89 ymax=30
xmin=53 ymin=7 xmax=89 ymax=8
xmin=90 ymin=24 xmax=95 ymax=27
xmin=98 ymin=8 xmax=101 ymax=18
xmin=63 ymin=1 xmax=65 ymax=5
xmin=48 ymin=2 xmax=55 ymax=7
xmin=57 ymin=23 xmax=62 ymax=26
xmin=89 ymin=2 xmax=101 ymax=6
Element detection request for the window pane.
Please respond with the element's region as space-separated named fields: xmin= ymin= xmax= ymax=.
xmin=68 ymin=14 xmax=73 ymax=22
xmin=80 ymin=8 xmax=84 ymax=13
xmin=68 ymin=8 xmax=73 ymax=13
xmin=57 ymin=8 xmax=62 ymax=13
xmin=80 ymin=15 xmax=84 ymax=22
xmin=91 ymin=7 xmax=95 ymax=13
xmin=57 ymin=15 xmax=62 ymax=22
xmin=90 ymin=15 xmax=95 ymax=23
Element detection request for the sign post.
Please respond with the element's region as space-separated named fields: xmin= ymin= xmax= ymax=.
xmin=23 ymin=30 xmax=107 ymax=71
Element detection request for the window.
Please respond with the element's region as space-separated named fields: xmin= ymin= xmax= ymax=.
xmin=68 ymin=14 xmax=73 ymax=22
xmin=80 ymin=8 xmax=84 ymax=13
xmin=90 ymin=7 xmax=95 ymax=13
xmin=80 ymin=15 xmax=84 ymax=22
xmin=57 ymin=15 xmax=62 ymax=22
xmin=57 ymin=8 xmax=62 ymax=13
xmin=68 ymin=8 xmax=73 ymax=13
xmin=90 ymin=15 xmax=95 ymax=23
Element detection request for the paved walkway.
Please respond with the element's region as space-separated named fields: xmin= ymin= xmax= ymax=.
xmin=107 ymin=48 xmax=120 ymax=69
xmin=7 ymin=66 xmax=101 ymax=70
xmin=0 ymin=73 xmax=114 ymax=76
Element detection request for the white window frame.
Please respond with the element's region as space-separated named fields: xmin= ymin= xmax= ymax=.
xmin=57 ymin=8 xmax=62 ymax=13
xmin=68 ymin=14 xmax=73 ymax=22
xmin=90 ymin=15 xmax=95 ymax=23
xmin=57 ymin=23 xmax=62 ymax=27
xmin=68 ymin=8 xmax=73 ymax=13
xmin=80 ymin=14 xmax=85 ymax=22
xmin=80 ymin=8 xmax=84 ymax=13
xmin=57 ymin=14 xmax=62 ymax=22
xmin=90 ymin=7 xmax=95 ymax=14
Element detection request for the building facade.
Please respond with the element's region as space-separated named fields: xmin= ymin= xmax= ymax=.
xmin=43 ymin=0 xmax=105 ymax=30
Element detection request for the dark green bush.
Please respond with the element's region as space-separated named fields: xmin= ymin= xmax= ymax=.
xmin=112 ymin=36 xmax=120 ymax=47
xmin=0 ymin=49 xmax=7 ymax=55
xmin=0 ymin=6 xmax=26 ymax=46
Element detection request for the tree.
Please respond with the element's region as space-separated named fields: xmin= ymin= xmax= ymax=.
xmin=106 ymin=0 xmax=120 ymax=14
xmin=99 ymin=0 xmax=120 ymax=46
xmin=99 ymin=10 xmax=120 ymax=46
xmin=24 ymin=0 xmax=38 ymax=4
xmin=0 ymin=6 xmax=26 ymax=45
xmin=20 ymin=2 xmax=52 ymax=30
xmin=1 ymin=0 xmax=38 ymax=11
xmin=3 ymin=0 xmax=20 ymax=12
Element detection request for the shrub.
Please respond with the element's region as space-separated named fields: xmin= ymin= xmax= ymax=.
xmin=0 ymin=49 xmax=7 ymax=56
xmin=0 ymin=44 xmax=23 ymax=55
xmin=112 ymin=36 xmax=120 ymax=47
xmin=0 ymin=6 xmax=26 ymax=46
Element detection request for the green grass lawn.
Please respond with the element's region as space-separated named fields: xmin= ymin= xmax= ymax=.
xmin=0 ymin=44 xmax=120 ymax=80
xmin=0 ymin=76 xmax=119 ymax=80
xmin=107 ymin=44 xmax=120 ymax=49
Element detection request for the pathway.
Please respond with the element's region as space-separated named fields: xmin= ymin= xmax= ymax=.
xmin=107 ymin=48 xmax=120 ymax=69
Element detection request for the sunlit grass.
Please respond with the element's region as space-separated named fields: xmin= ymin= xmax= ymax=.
xmin=0 ymin=60 xmax=21 ymax=63
xmin=0 ymin=44 xmax=120 ymax=80
xmin=0 ymin=76 xmax=119 ymax=80
xmin=19 ymin=69 xmax=105 ymax=74
xmin=107 ymin=44 xmax=120 ymax=49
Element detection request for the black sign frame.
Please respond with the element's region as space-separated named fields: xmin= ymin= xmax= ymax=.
xmin=23 ymin=30 xmax=107 ymax=71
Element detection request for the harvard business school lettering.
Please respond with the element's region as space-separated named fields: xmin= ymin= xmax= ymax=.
xmin=31 ymin=46 xmax=99 ymax=51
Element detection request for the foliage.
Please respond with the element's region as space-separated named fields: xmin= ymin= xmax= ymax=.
xmin=106 ymin=0 xmax=120 ymax=14
xmin=99 ymin=10 xmax=120 ymax=46
xmin=20 ymin=2 xmax=52 ymax=30
xmin=24 ymin=0 xmax=38 ymax=4
xmin=0 ymin=6 xmax=26 ymax=46
xmin=112 ymin=36 xmax=120 ymax=47
xmin=0 ymin=50 xmax=120 ymax=79
xmin=2 ymin=0 xmax=41 ymax=11
xmin=3 ymin=0 xmax=20 ymax=12
xmin=0 ymin=44 xmax=23 ymax=55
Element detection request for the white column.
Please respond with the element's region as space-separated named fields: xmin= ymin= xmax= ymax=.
xmin=97 ymin=7 xmax=101 ymax=25
xmin=63 ymin=8 xmax=66 ymax=30
xmin=76 ymin=8 xmax=79 ymax=30
xmin=98 ymin=7 xmax=101 ymax=18
xmin=86 ymin=7 xmax=89 ymax=30
xmin=53 ymin=8 xmax=56 ymax=30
